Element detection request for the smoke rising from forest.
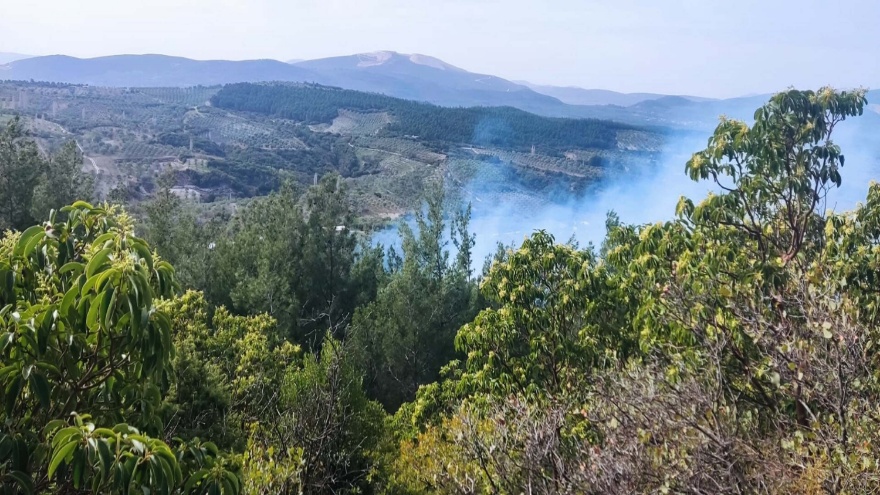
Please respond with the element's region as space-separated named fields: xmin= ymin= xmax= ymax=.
xmin=372 ymin=99 xmax=880 ymax=271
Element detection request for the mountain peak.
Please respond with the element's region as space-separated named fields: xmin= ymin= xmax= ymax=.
xmin=351 ymin=51 xmax=464 ymax=72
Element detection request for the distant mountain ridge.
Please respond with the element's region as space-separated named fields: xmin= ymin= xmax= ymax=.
xmin=0 ymin=52 xmax=573 ymax=116
xmin=3 ymin=50 xmax=856 ymax=131
xmin=0 ymin=54 xmax=317 ymax=87
xmin=0 ymin=52 xmax=32 ymax=65
xmin=292 ymin=50 xmax=569 ymax=115
xmin=518 ymin=82 xmax=716 ymax=107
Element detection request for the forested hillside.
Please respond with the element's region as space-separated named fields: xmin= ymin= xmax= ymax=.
xmin=211 ymin=83 xmax=632 ymax=153
xmin=2 ymin=88 xmax=880 ymax=494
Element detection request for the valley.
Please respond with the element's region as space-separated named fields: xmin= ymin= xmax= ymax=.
xmin=0 ymin=80 xmax=666 ymax=230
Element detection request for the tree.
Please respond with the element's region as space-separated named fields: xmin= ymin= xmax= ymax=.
xmin=352 ymin=186 xmax=479 ymax=411
xmin=0 ymin=202 xmax=239 ymax=494
xmin=0 ymin=118 xmax=42 ymax=231
xmin=0 ymin=118 xmax=93 ymax=233
xmin=30 ymin=141 xmax=93 ymax=222
xmin=455 ymin=230 xmax=636 ymax=400
xmin=392 ymin=88 xmax=880 ymax=493
xmin=244 ymin=336 xmax=387 ymax=494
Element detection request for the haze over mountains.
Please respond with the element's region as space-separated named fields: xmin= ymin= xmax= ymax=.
xmin=1 ymin=51 xmax=875 ymax=131
xmin=517 ymin=82 xmax=714 ymax=107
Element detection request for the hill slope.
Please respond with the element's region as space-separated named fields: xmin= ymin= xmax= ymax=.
xmin=294 ymin=51 xmax=568 ymax=112
xmin=211 ymin=82 xmax=634 ymax=153
xmin=0 ymin=54 xmax=318 ymax=87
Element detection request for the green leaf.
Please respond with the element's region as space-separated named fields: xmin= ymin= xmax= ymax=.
xmin=182 ymin=469 xmax=209 ymax=493
xmin=5 ymin=470 xmax=34 ymax=494
xmin=15 ymin=225 xmax=44 ymax=256
xmin=86 ymin=293 xmax=102 ymax=330
xmin=223 ymin=471 xmax=240 ymax=494
xmin=131 ymin=242 xmax=154 ymax=272
xmin=48 ymin=440 xmax=79 ymax=479
xmin=98 ymin=287 xmax=115 ymax=330
xmin=30 ymin=372 xmax=51 ymax=410
xmin=60 ymin=286 xmax=79 ymax=319
xmin=70 ymin=200 xmax=95 ymax=210
xmin=97 ymin=439 xmax=114 ymax=476
xmin=5 ymin=376 xmax=22 ymax=415
xmin=86 ymin=248 xmax=113 ymax=278
xmin=51 ymin=427 xmax=81 ymax=448
xmin=59 ymin=262 xmax=85 ymax=276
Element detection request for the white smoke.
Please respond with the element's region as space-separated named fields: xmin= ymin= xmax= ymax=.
xmin=371 ymin=94 xmax=880 ymax=270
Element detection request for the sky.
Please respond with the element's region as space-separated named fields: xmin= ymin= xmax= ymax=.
xmin=1 ymin=0 xmax=877 ymax=98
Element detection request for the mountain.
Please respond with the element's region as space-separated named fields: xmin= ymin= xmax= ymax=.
xmin=0 ymin=51 xmax=576 ymax=117
xmin=0 ymin=54 xmax=317 ymax=87
xmin=292 ymin=51 xmax=574 ymax=113
xmin=0 ymin=51 xmax=806 ymax=131
xmin=0 ymin=52 xmax=32 ymax=65
xmin=520 ymin=82 xmax=715 ymax=107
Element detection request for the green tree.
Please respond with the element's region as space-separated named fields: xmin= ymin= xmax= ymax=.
xmin=454 ymin=230 xmax=636 ymax=400
xmin=30 ymin=141 xmax=93 ymax=222
xmin=0 ymin=118 xmax=42 ymax=231
xmin=0 ymin=119 xmax=93 ymax=233
xmin=248 ymin=336 xmax=388 ymax=493
xmin=392 ymin=88 xmax=880 ymax=493
xmin=352 ymin=187 xmax=479 ymax=411
xmin=0 ymin=202 xmax=239 ymax=494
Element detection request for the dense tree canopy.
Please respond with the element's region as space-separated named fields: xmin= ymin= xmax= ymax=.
xmin=4 ymin=87 xmax=880 ymax=493
xmin=0 ymin=118 xmax=92 ymax=232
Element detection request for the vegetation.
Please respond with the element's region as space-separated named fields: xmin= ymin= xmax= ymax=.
xmin=211 ymin=83 xmax=632 ymax=153
xmin=0 ymin=118 xmax=93 ymax=231
xmin=3 ymin=87 xmax=880 ymax=493
xmin=0 ymin=80 xmax=657 ymax=220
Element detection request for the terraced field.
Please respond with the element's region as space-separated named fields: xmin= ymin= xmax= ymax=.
xmin=118 ymin=142 xmax=181 ymax=160
xmin=352 ymin=136 xmax=446 ymax=163
xmin=183 ymin=109 xmax=306 ymax=149
xmin=314 ymin=110 xmax=392 ymax=135
xmin=137 ymin=87 xmax=220 ymax=106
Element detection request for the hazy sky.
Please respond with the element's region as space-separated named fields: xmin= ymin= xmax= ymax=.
xmin=1 ymin=0 xmax=877 ymax=98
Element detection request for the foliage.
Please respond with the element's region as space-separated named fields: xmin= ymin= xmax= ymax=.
xmin=0 ymin=118 xmax=92 ymax=232
xmin=193 ymin=175 xmax=368 ymax=346
xmin=212 ymin=83 xmax=632 ymax=154
xmin=253 ymin=336 xmax=387 ymax=493
xmin=351 ymin=187 xmax=480 ymax=411
xmin=8 ymin=86 xmax=880 ymax=494
xmin=0 ymin=202 xmax=238 ymax=494
xmin=455 ymin=230 xmax=637 ymax=400
xmin=391 ymin=88 xmax=880 ymax=493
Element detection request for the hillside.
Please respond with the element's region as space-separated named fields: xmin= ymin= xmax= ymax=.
xmin=0 ymin=80 xmax=664 ymax=220
xmin=211 ymin=83 xmax=632 ymax=153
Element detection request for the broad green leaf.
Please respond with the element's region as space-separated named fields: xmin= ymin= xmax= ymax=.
xmin=48 ymin=440 xmax=79 ymax=478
